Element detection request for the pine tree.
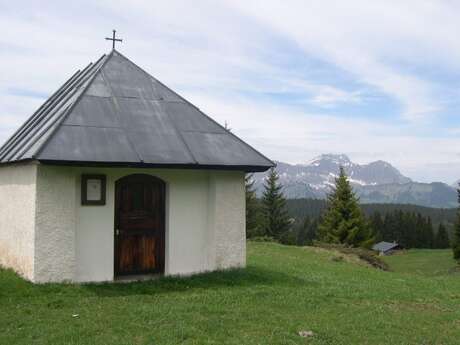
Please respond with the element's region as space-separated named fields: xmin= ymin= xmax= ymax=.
xmin=307 ymin=218 xmax=319 ymax=245
xmin=318 ymin=167 xmax=374 ymax=248
xmin=382 ymin=212 xmax=396 ymax=243
xmin=453 ymin=184 xmax=460 ymax=261
xmin=418 ymin=216 xmax=434 ymax=248
xmin=296 ymin=216 xmax=317 ymax=246
xmin=296 ymin=216 xmax=310 ymax=246
xmin=414 ymin=214 xmax=425 ymax=248
xmin=435 ymin=223 xmax=450 ymax=249
xmin=391 ymin=210 xmax=404 ymax=246
xmin=370 ymin=212 xmax=384 ymax=242
xmin=245 ymin=174 xmax=261 ymax=238
xmin=404 ymin=212 xmax=417 ymax=248
xmin=426 ymin=217 xmax=435 ymax=248
xmin=261 ymin=168 xmax=291 ymax=240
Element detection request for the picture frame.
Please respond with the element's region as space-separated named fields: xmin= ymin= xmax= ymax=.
xmin=81 ymin=174 xmax=106 ymax=206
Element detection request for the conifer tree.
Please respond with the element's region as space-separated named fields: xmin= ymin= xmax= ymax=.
xmin=370 ymin=211 xmax=384 ymax=242
xmin=296 ymin=216 xmax=310 ymax=246
xmin=318 ymin=167 xmax=374 ymax=248
xmin=307 ymin=218 xmax=319 ymax=245
xmin=261 ymin=168 xmax=291 ymax=240
xmin=422 ymin=217 xmax=435 ymax=248
xmin=245 ymin=174 xmax=261 ymax=238
xmin=296 ymin=216 xmax=318 ymax=246
xmin=453 ymin=184 xmax=460 ymax=261
xmin=435 ymin=223 xmax=450 ymax=249
xmin=382 ymin=212 xmax=397 ymax=243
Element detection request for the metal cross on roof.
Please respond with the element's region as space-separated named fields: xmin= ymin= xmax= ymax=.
xmin=105 ymin=29 xmax=123 ymax=50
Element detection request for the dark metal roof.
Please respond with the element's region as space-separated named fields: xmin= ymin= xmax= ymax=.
xmin=0 ymin=50 xmax=274 ymax=172
xmin=372 ymin=241 xmax=399 ymax=253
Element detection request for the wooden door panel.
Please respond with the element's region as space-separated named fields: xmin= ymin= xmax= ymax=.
xmin=118 ymin=236 xmax=136 ymax=272
xmin=115 ymin=174 xmax=165 ymax=276
xmin=139 ymin=237 xmax=156 ymax=271
xmin=119 ymin=217 xmax=157 ymax=229
xmin=118 ymin=236 xmax=156 ymax=273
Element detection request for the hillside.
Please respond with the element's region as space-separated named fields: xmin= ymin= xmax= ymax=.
xmin=1 ymin=242 xmax=460 ymax=344
xmin=253 ymin=154 xmax=458 ymax=208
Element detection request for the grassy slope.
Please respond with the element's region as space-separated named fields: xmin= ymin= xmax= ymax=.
xmin=1 ymin=242 xmax=460 ymax=345
xmin=383 ymin=249 xmax=458 ymax=277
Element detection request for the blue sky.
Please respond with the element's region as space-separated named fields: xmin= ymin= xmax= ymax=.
xmin=0 ymin=0 xmax=459 ymax=183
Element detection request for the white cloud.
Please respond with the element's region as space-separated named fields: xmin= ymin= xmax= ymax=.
xmin=0 ymin=0 xmax=459 ymax=183
xmin=184 ymin=91 xmax=460 ymax=183
xmin=229 ymin=0 xmax=460 ymax=121
xmin=309 ymin=87 xmax=363 ymax=107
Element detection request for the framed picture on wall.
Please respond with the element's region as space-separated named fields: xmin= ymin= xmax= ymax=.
xmin=81 ymin=175 xmax=106 ymax=205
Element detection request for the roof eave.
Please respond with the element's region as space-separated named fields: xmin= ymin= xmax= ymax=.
xmin=36 ymin=159 xmax=273 ymax=172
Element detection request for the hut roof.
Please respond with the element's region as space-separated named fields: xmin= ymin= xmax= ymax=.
xmin=0 ymin=50 xmax=274 ymax=172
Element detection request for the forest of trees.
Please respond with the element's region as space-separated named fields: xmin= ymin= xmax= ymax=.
xmin=453 ymin=184 xmax=460 ymax=261
xmin=246 ymin=168 xmax=456 ymax=250
xmin=286 ymin=199 xmax=457 ymax=227
xmin=369 ymin=211 xmax=449 ymax=249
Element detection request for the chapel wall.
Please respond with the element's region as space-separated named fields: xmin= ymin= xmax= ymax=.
xmin=30 ymin=165 xmax=246 ymax=283
xmin=70 ymin=167 xmax=215 ymax=281
xmin=34 ymin=165 xmax=77 ymax=283
xmin=208 ymin=171 xmax=246 ymax=270
xmin=0 ymin=162 xmax=37 ymax=281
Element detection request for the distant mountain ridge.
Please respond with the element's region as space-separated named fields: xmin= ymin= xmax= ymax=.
xmin=253 ymin=154 xmax=458 ymax=208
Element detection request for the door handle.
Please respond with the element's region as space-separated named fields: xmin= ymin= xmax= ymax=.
xmin=116 ymin=229 xmax=120 ymax=236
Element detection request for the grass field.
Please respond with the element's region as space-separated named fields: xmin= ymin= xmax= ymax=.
xmin=383 ymin=249 xmax=459 ymax=277
xmin=1 ymin=242 xmax=460 ymax=345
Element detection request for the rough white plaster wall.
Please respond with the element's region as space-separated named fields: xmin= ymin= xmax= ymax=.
xmin=164 ymin=170 xmax=210 ymax=275
xmin=209 ymin=171 xmax=246 ymax=269
xmin=35 ymin=165 xmax=76 ymax=283
xmin=0 ymin=163 xmax=37 ymax=281
xmin=74 ymin=171 xmax=114 ymax=282
xmin=31 ymin=166 xmax=246 ymax=283
xmin=73 ymin=168 xmax=210 ymax=281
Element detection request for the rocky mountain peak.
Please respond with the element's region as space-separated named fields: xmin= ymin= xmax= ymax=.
xmin=306 ymin=154 xmax=352 ymax=167
xmin=253 ymin=154 xmax=457 ymax=208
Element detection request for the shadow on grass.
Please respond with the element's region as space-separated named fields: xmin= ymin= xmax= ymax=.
xmin=448 ymin=266 xmax=460 ymax=275
xmin=83 ymin=265 xmax=312 ymax=297
xmin=0 ymin=265 xmax=314 ymax=299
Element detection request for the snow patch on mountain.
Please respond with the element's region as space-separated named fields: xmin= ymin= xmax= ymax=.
xmin=252 ymin=154 xmax=457 ymax=208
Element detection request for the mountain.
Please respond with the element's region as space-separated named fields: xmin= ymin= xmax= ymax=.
xmin=356 ymin=182 xmax=457 ymax=208
xmin=253 ymin=154 xmax=458 ymax=208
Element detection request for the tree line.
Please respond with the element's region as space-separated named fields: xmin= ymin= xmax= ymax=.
xmin=247 ymin=168 xmax=460 ymax=259
xmin=369 ymin=211 xmax=449 ymax=249
xmin=453 ymin=185 xmax=460 ymax=262
xmin=286 ymin=199 xmax=457 ymax=227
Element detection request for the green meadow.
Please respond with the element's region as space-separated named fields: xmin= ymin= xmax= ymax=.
xmin=1 ymin=242 xmax=459 ymax=345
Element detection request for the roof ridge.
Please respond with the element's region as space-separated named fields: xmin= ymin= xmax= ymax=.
xmin=0 ymin=50 xmax=274 ymax=172
xmin=31 ymin=53 xmax=110 ymax=160
xmin=0 ymin=69 xmax=83 ymax=158
xmin=112 ymin=50 xmax=275 ymax=168
xmin=96 ymin=56 xmax=145 ymax=163
xmin=111 ymin=51 xmax=199 ymax=164
xmin=0 ymin=59 xmax=104 ymax=162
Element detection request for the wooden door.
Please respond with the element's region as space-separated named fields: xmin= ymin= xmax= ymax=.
xmin=115 ymin=174 xmax=165 ymax=276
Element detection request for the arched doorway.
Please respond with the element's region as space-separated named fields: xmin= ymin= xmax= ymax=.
xmin=114 ymin=174 xmax=166 ymax=277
